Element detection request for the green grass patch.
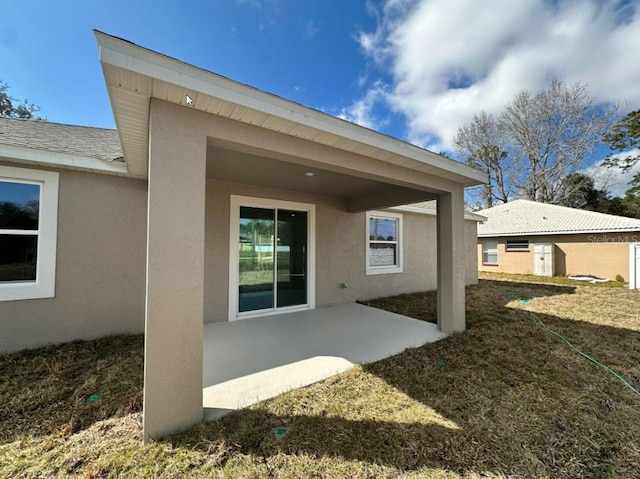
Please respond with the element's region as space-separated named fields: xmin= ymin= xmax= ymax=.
xmin=1 ymin=281 xmax=639 ymax=478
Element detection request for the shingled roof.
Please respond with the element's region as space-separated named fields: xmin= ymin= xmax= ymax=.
xmin=0 ymin=117 xmax=122 ymax=162
xmin=477 ymin=199 xmax=640 ymax=237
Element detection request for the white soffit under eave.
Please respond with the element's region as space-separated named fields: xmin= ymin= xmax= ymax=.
xmin=95 ymin=31 xmax=487 ymax=185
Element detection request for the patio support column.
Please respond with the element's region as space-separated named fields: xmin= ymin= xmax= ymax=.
xmin=143 ymin=100 xmax=206 ymax=440
xmin=437 ymin=188 xmax=466 ymax=333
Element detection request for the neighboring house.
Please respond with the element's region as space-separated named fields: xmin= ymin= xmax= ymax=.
xmin=477 ymin=200 xmax=640 ymax=283
xmin=0 ymin=31 xmax=486 ymax=439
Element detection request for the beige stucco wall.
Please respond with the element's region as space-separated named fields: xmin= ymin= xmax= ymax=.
xmin=0 ymin=165 xmax=148 ymax=354
xmin=478 ymin=233 xmax=640 ymax=280
xmin=205 ymin=180 xmax=479 ymax=323
xmin=0 ymin=163 xmax=478 ymax=353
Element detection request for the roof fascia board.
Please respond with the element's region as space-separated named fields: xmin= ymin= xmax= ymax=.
xmin=390 ymin=204 xmax=486 ymax=222
xmin=479 ymin=229 xmax=640 ymax=237
xmin=0 ymin=144 xmax=130 ymax=176
xmin=95 ymin=31 xmax=487 ymax=186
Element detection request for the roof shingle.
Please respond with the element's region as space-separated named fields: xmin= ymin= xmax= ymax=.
xmin=0 ymin=117 xmax=122 ymax=162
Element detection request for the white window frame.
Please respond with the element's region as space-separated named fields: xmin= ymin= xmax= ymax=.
xmin=0 ymin=166 xmax=59 ymax=301
xmin=482 ymin=240 xmax=498 ymax=265
xmin=366 ymin=211 xmax=403 ymax=275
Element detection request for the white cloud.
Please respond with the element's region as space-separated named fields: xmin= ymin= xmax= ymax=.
xmin=588 ymin=149 xmax=640 ymax=197
xmin=338 ymin=82 xmax=390 ymax=130
xmin=354 ymin=0 xmax=640 ymax=151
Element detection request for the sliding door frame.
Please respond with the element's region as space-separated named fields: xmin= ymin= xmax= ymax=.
xmin=228 ymin=195 xmax=316 ymax=321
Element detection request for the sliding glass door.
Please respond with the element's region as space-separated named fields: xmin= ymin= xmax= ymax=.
xmin=237 ymin=204 xmax=309 ymax=315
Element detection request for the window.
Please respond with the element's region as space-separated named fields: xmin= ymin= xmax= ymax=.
xmin=482 ymin=241 xmax=498 ymax=265
xmin=366 ymin=211 xmax=403 ymax=275
xmin=0 ymin=166 xmax=59 ymax=301
xmin=506 ymin=240 xmax=529 ymax=251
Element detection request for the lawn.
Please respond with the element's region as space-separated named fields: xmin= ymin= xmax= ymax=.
xmin=478 ymin=270 xmax=628 ymax=288
xmin=1 ymin=280 xmax=639 ymax=478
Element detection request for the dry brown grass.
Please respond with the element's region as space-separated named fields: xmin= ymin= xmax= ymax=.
xmin=1 ymin=280 xmax=640 ymax=478
xmin=479 ymin=270 xmax=627 ymax=288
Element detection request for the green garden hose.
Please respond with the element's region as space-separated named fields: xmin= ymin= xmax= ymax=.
xmin=504 ymin=292 xmax=640 ymax=398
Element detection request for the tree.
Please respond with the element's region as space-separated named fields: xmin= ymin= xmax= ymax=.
xmin=0 ymin=80 xmax=42 ymax=119
xmin=454 ymin=111 xmax=514 ymax=208
xmin=557 ymin=172 xmax=608 ymax=211
xmin=603 ymin=109 xmax=640 ymax=171
xmin=455 ymin=79 xmax=618 ymax=206
xmin=501 ymin=79 xmax=619 ymax=203
xmin=619 ymin=175 xmax=640 ymax=218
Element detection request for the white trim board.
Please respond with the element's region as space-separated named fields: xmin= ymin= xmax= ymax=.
xmin=0 ymin=144 xmax=132 ymax=177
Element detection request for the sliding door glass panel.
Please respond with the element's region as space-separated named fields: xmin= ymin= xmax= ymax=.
xmin=276 ymin=209 xmax=307 ymax=308
xmin=238 ymin=206 xmax=275 ymax=312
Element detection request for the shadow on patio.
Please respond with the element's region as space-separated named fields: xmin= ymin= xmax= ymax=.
xmin=202 ymin=302 xmax=446 ymax=419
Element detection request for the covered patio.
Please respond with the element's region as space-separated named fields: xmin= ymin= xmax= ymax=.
xmin=202 ymin=302 xmax=446 ymax=420
xmin=95 ymin=31 xmax=486 ymax=441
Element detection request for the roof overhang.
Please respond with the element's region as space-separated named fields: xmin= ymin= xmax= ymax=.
xmin=94 ymin=31 xmax=487 ymax=186
xmin=392 ymin=204 xmax=487 ymax=222
xmin=478 ymin=229 xmax=640 ymax=237
xmin=0 ymin=143 xmax=129 ymax=176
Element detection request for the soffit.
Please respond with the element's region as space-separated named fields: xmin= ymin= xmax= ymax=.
xmin=97 ymin=31 xmax=487 ymax=186
xmin=207 ymin=146 xmax=408 ymax=198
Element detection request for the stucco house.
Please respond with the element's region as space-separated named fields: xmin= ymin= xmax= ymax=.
xmin=477 ymin=199 xmax=640 ymax=285
xmin=0 ymin=31 xmax=487 ymax=439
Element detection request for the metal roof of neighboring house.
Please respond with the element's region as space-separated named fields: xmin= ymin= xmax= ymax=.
xmin=477 ymin=199 xmax=640 ymax=237
xmin=0 ymin=117 xmax=122 ymax=162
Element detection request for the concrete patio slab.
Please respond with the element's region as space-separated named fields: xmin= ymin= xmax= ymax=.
xmin=203 ymin=303 xmax=446 ymax=419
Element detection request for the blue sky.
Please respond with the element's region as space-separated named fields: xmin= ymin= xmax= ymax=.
xmin=0 ymin=181 xmax=39 ymax=207
xmin=3 ymin=0 xmax=640 ymax=196
xmin=1 ymin=1 xmax=386 ymax=131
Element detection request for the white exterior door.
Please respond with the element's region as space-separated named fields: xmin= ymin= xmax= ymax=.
xmin=533 ymin=243 xmax=554 ymax=277
xmin=630 ymin=243 xmax=640 ymax=290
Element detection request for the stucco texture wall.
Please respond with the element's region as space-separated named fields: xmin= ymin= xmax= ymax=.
xmin=1 ymin=165 xmax=478 ymax=352
xmin=205 ymin=180 xmax=479 ymax=323
xmin=478 ymin=233 xmax=639 ymax=280
xmin=0 ymin=166 xmax=148 ymax=354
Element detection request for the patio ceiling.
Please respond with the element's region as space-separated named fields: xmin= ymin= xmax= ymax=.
xmin=95 ymin=31 xmax=487 ymax=188
xmin=207 ymin=144 xmax=439 ymax=204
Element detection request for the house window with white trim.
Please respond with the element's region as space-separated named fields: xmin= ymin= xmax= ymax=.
xmin=366 ymin=211 xmax=403 ymax=275
xmin=0 ymin=166 xmax=59 ymax=301
xmin=482 ymin=240 xmax=498 ymax=265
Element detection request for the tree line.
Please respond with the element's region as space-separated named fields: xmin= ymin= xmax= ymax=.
xmin=0 ymin=81 xmax=42 ymax=119
xmin=455 ymin=79 xmax=640 ymax=218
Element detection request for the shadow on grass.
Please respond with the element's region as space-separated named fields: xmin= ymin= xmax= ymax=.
xmin=0 ymin=335 xmax=144 ymax=443
xmin=173 ymin=408 xmax=470 ymax=472
xmin=169 ymin=280 xmax=640 ymax=477
xmin=2 ymin=280 xmax=639 ymax=477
